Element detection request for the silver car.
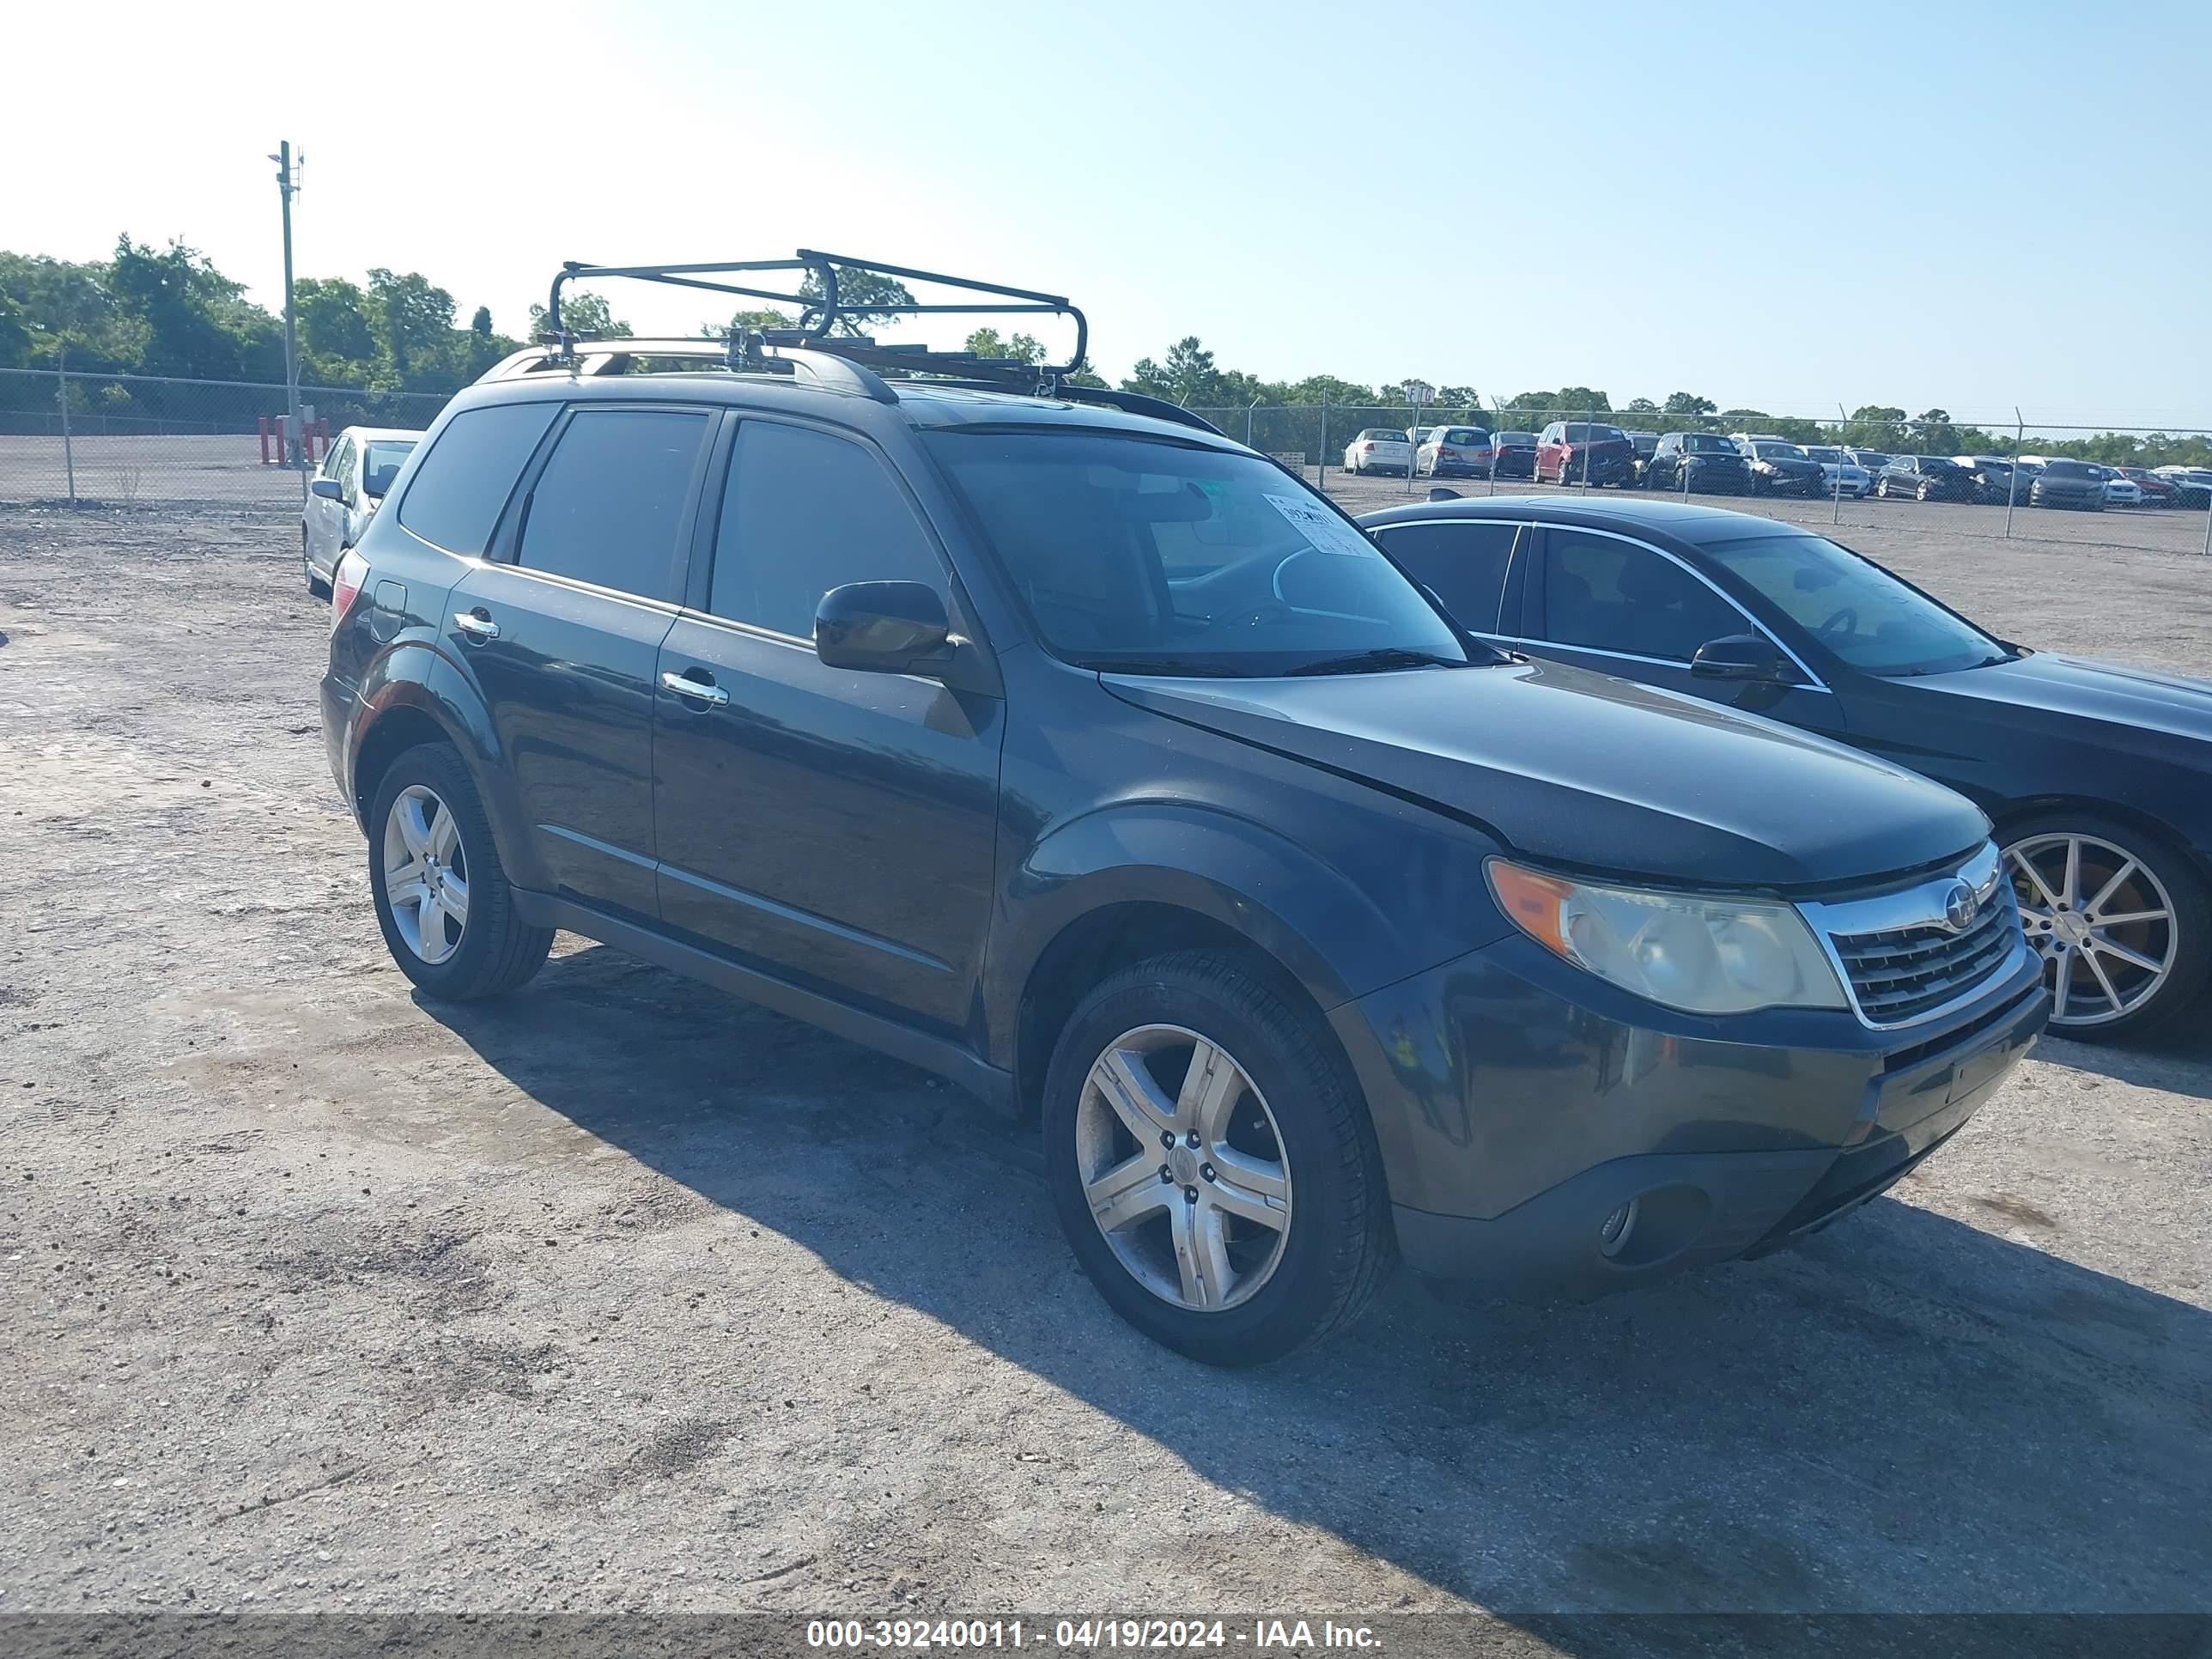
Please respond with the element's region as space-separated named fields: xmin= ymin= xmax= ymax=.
xmin=303 ymin=427 xmax=420 ymax=596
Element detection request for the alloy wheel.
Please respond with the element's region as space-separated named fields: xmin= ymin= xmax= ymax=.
xmin=2006 ymin=832 xmax=2179 ymax=1029
xmin=381 ymin=783 xmax=471 ymax=965
xmin=1073 ymin=1024 xmax=1291 ymax=1313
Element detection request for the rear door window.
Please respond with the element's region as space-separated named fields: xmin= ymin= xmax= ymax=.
xmin=1540 ymin=531 xmax=1745 ymax=663
xmin=398 ymin=403 xmax=559 ymax=556
xmin=514 ymin=409 xmax=712 ymax=601
xmin=1374 ymin=521 xmax=1521 ymax=634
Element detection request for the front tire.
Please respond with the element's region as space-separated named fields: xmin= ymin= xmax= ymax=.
xmin=367 ymin=744 xmax=552 ymax=1000
xmin=2002 ymin=811 xmax=2210 ymax=1041
xmin=1042 ymin=951 xmax=1395 ymax=1366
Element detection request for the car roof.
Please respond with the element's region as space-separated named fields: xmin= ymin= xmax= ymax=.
xmin=1356 ymin=494 xmax=1817 ymax=545
xmin=438 ymin=366 xmax=1237 ymax=448
xmin=339 ymin=426 xmax=422 ymax=443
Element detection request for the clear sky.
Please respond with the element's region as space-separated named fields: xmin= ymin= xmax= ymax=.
xmin=9 ymin=0 xmax=2209 ymax=428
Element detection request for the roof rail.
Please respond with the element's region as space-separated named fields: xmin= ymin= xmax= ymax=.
xmin=542 ymin=251 xmax=1091 ymax=386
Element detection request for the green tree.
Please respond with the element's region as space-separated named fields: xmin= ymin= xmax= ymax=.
xmin=295 ymin=276 xmax=378 ymax=381
xmin=1914 ymin=408 xmax=1960 ymax=453
xmin=107 ymin=237 xmax=280 ymax=380
xmin=962 ymin=326 xmax=1045 ymax=364
xmin=525 ymin=288 xmax=632 ymax=343
xmin=1662 ymin=391 xmax=1717 ymax=418
xmin=1843 ymin=404 xmax=1909 ymax=448
xmin=798 ymin=264 xmax=915 ymax=337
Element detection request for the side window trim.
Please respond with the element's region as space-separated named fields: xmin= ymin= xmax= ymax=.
xmin=484 ymin=401 xmax=719 ymax=606
xmin=1520 ymin=524 xmax=1831 ymax=691
xmin=694 ymin=410 xmax=964 ymax=645
xmin=1373 ymin=520 xmax=1530 ymax=638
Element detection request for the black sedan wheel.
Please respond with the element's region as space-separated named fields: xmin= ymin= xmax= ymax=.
xmin=2004 ymin=813 xmax=2210 ymax=1039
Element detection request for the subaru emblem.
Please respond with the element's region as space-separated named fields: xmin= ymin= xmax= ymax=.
xmin=1942 ymin=879 xmax=1978 ymax=933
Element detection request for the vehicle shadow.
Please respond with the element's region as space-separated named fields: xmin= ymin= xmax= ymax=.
xmin=417 ymin=944 xmax=2212 ymax=1624
xmin=2031 ymin=1024 xmax=2212 ymax=1103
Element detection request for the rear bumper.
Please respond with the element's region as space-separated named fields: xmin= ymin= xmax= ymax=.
xmin=319 ymin=671 xmax=357 ymax=817
xmin=1332 ymin=931 xmax=2048 ymax=1299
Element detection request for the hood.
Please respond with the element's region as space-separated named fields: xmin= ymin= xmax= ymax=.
xmin=1911 ymin=652 xmax=2212 ymax=747
xmin=1103 ymin=658 xmax=1988 ymax=891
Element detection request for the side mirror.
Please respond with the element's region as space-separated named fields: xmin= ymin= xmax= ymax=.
xmin=309 ymin=478 xmax=343 ymax=501
xmin=815 ymin=580 xmax=953 ymax=676
xmin=1691 ymin=633 xmax=1792 ymax=683
xmin=1427 ymin=486 xmax=1462 ymax=501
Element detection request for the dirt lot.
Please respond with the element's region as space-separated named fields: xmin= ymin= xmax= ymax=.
xmin=2 ymin=501 xmax=2209 ymax=1637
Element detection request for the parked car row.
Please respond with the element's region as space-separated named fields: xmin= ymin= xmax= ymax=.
xmin=1341 ymin=423 xmax=2209 ymax=513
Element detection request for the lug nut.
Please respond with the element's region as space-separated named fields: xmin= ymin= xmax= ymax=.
xmin=1158 ymin=1166 xmax=1173 ymax=1184
xmin=1186 ymin=1132 xmax=1201 ymax=1148
xmin=1183 ymin=1187 xmax=1199 ymax=1204
xmin=1200 ymin=1164 xmax=1216 ymax=1182
xmin=1160 ymin=1131 xmax=1176 ymax=1149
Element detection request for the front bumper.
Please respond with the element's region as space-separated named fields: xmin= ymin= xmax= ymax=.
xmin=1331 ymin=931 xmax=2047 ymax=1299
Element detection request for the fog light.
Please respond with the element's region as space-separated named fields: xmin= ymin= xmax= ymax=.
xmin=1599 ymin=1199 xmax=1639 ymax=1259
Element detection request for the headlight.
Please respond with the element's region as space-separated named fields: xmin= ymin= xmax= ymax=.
xmin=1487 ymin=858 xmax=1846 ymax=1016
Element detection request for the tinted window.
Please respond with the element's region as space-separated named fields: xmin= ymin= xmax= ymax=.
xmin=362 ymin=441 xmax=415 ymax=498
xmin=2044 ymin=460 xmax=2095 ymax=479
xmin=924 ymin=429 xmax=1468 ymax=677
xmin=1542 ymin=532 xmax=1744 ymax=662
xmin=514 ymin=410 xmax=709 ymax=599
xmin=710 ymin=421 xmax=943 ymax=637
xmin=398 ymin=402 xmax=559 ymax=556
xmin=1377 ymin=521 xmax=1520 ymax=634
xmin=1700 ymin=532 xmax=2002 ymax=676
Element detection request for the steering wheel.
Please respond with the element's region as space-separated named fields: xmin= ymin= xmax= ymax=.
xmin=1815 ymin=606 xmax=1858 ymax=641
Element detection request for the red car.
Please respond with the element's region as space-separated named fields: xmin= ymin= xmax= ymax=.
xmin=2116 ymin=467 xmax=2182 ymax=507
xmin=1536 ymin=420 xmax=1636 ymax=486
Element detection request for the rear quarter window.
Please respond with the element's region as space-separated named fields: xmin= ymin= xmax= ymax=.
xmin=395 ymin=402 xmax=559 ymax=556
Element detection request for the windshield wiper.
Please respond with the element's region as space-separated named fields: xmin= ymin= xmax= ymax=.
xmin=1082 ymin=657 xmax=1246 ymax=678
xmin=1284 ymin=647 xmax=1474 ymax=678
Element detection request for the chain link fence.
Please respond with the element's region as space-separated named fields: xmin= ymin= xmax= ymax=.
xmin=3 ymin=367 xmax=2205 ymax=553
xmin=0 ymin=366 xmax=449 ymax=508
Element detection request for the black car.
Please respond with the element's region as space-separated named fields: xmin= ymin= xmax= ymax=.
xmin=2029 ymin=459 xmax=2109 ymax=511
xmin=1953 ymin=455 xmax=2024 ymax=505
xmin=1360 ymin=494 xmax=2212 ymax=1038
xmin=1876 ymin=455 xmax=1977 ymax=501
xmin=1625 ymin=430 xmax=1659 ymax=482
xmin=321 ymin=254 xmax=2045 ymax=1365
xmin=1490 ymin=430 xmax=1539 ymax=478
xmin=1645 ymin=432 xmax=1755 ymax=494
xmin=1738 ymin=439 xmax=1827 ymax=497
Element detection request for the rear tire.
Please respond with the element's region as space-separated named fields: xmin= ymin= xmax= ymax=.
xmin=302 ymin=530 xmax=329 ymax=599
xmin=1042 ymin=951 xmax=1395 ymax=1366
xmin=367 ymin=744 xmax=552 ymax=1001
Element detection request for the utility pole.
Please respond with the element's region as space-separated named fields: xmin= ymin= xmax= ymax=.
xmin=270 ymin=141 xmax=304 ymax=498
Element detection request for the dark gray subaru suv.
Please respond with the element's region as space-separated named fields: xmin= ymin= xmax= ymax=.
xmin=320 ymin=257 xmax=2046 ymax=1365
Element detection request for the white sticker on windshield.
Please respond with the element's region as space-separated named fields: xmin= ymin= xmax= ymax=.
xmin=1263 ymin=493 xmax=1377 ymax=558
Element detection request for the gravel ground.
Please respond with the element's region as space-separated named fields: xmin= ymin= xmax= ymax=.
xmin=1 ymin=502 xmax=2209 ymax=1634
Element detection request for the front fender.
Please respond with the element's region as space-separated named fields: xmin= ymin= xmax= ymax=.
xmin=352 ymin=637 xmax=546 ymax=891
xmin=987 ymin=799 xmax=1511 ymax=1068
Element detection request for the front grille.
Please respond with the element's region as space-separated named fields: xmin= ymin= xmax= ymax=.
xmin=1828 ymin=881 xmax=2020 ymax=1025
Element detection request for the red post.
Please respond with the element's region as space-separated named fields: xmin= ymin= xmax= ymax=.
xmin=258 ymin=416 xmax=271 ymax=465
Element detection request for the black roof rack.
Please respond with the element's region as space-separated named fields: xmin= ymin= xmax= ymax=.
xmin=543 ymin=251 xmax=1091 ymax=388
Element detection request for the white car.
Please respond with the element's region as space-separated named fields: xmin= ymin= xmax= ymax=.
xmin=2153 ymin=465 xmax=2212 ymax=507
xmin=1343 ymin=428 xmax=1414 ymax=477
xmin=303 ymin=426 xmax=421 ymax=596
xmin=1801 ymin=445 xmax=1873 ymax=498
xmin=2101 ymin=471 xmax=2144 ymax=507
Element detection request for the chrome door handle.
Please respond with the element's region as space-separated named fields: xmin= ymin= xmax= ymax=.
xmin=453 ymin=611 xmax=500 ymax=641
xmin=661 ymin=671 xmax=729 ymax=708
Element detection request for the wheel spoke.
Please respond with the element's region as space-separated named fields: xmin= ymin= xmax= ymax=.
xmin=2088 ymin=933 xmax=2164 ymax=975
xmin=2061 ymin=837 xmax=2082 ymax=909
xmin=2008 ymin=848 xmax=2062 ymax=913
xmin=438 ymin=870 xmax=469 ymax=926
xmin=2083 ymin=859 xmax=2138 ymax=918
xmin=2051 ymin=948 xmax=2075 ymax=1018
xmin=395 ymin=795 xmax=434 ymax=860
xmin=1091 ymin=1048 xmax=1177 ymax=1146
xmin=1087 ymin=1153 xmax=1170 ymax=1235
xmin=2091 ymin=908 xmax=2168 ymax=928
xmin=386 ymin=856 xmax=428 ymax=893
xmin=387 ymin=876 xmax=432 ymax=915
xmin=1170 ymin=1200 xmax=1233 ymax=1310
xmin=428 ymin=806 xmax=460 ymax=861
xmin=1206 ymin=1149 xmax=1290 ymax=1230
xmin=1176 ymin=1038 xmax=1243 ymax=1143
xmin=415 ymin=891 xmax=446 ymax=958
xmin=2079 ymin=947 xmax=2126 ymax=1013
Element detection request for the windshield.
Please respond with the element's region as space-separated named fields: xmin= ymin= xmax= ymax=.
xmin=1802 ymin=447 xmax=1842 ymax=463
xmin=1852 ymin=451 xmax=1891 ymax=468
xmin=1441 ymin=428 xmax=1488 ymax=445
xmin=1682 ymin=434 xmax=1736 ymax=454
xmin=1497 ymin=432 xmax=1536 ymax=447
xmin=1357 ymin=428 xmax=1404 ymax=442
xmin=1699 ymin=532 xmax=2004 ymax=677
xmin=362 ymin=440 xmax=417 ymax=496
xmin=1561 ymin=423 xmax=1624 ymax=442
xmin=924 ymin=429 xmax=1471 ymax=677
xmin=2043 ymin=460 xmax=2095 ymax=478
xmin=1752 ymin=442 xmax=1807 ymax=460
